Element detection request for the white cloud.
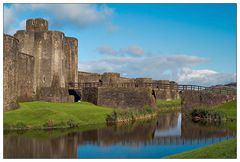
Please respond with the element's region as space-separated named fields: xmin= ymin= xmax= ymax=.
xmin=79 ymin=55 xmax=235 ymax=86
xmin=96 ymin=45 xmax=145 ymax=57
xmin=97 ymin=46 xmax=117 ymax=55
xmin=177 ymin=68 xmax=236 ymax=86
xmin=120 ymin=46 xmax=145 ymax=56
xmin=3 ymin=4 xmax=115 ymax=34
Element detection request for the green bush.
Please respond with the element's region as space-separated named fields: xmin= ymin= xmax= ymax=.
xmin=15 ymin=122 xmax=27 ymax=129
xmin=191 ymin=109 xmax=227 ymax=121
xmin=67 ymin=119 xmax=79 ymax=128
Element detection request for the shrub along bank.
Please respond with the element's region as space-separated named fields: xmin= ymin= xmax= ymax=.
xmin=189 ymin=100 xmax=236 ymax=124
xmin=106 ymin=107 xmax=157 ymax=124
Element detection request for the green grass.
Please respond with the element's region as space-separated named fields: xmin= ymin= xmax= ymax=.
xmin=156 ymin=98 xmax=181 ymax=112
xmin=165 ymin=138 xmax=237 ymax=159
xmin=4 ymin=101 xmax=113 ymax=129
xmin=210 ymin=100 xmax=236 ymax=120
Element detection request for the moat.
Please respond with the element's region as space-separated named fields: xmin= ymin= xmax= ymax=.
xmin=4 ymin=111 xmax=235 ymax=158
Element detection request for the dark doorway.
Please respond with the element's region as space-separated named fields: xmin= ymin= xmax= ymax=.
xmin=99 ymin=79 xmax=103 ymax=86
xmin=68 ymin=89 xmax=81 ymax=102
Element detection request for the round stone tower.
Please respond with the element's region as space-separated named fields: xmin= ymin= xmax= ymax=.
xmin=26 ymin=18 xmax=48 ymax=32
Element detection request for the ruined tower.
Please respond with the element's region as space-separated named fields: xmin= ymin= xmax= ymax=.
xmin=14 ymin=18 xmax=78 ymax=102
xmin=4 ymin=18 xmax=78 ymax=111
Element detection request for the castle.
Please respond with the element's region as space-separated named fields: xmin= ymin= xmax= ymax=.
xmin=3 ymin=18 xmax=178 ymax=111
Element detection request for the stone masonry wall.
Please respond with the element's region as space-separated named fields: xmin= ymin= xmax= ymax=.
xmin=81 ymin=87 xmax=99 ymax=105
xmin=16 ymin=53 xmax=35 ymax=101
xmin=64 ymin=37 xmax=78 ymax=84
xmin=13 ymin=18 xmax=78 ymax=103
xmin=3 ymin=35 xmax=19 ymax=111
xmin=180 ymin=90 xmax=235 ymax=110
xmin=97 ymin=87 xmax=156 ymax=109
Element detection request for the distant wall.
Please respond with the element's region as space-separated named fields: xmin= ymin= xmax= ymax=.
xmin=180 ymin=90 xmax=235 ymax=109
xmin=3 ymin=35 xmax=19 ymax=111
xmin=78 ymin=72 xmax=101 ymax=83
xmin=16 ymin=53 xmax=35 ymax=101
xmin=97 ymin=87 xmax=156 ymax=109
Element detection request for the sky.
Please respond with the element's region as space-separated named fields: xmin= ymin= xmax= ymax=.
xmin=3 ymin=3 xmax=237 ymax=86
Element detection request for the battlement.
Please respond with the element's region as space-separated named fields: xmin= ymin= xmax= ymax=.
xmin=26 ymin=18 xmax=48 ymax=32
xmin=102 ymin=72 xmax=120 ymax=78
xmin=4 ymin=34 xmax=19 ymax=43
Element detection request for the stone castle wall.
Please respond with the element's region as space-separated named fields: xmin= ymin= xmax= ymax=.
xmin=180 ymin=90 xmax=235 ymax=110
xmin=78 ymin=71 xmax=179 ymax=107
xmin=3 ymin=35 xmax=19 ymax=111
xmin=16 ymin=53 xmax=35 ymax=101
xmin=97 ymin=87 xmax=156 ymax=109
xmin=81 ymin=87 xmax=156 ymax=109
xmin=4 ymin=18 xmax=78 ymax=111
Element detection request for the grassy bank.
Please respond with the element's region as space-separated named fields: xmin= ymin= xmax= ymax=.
xmin=211 ymin=100 xmax=236 ymax=120
xmin=156 ymin=98 xmax=181 ymax=112
xmin=4 ymin=101 xmax=113 ymax=130
xmin=165 ymin=138 xmax=237 ymax=159
xmin=106 ymin=107 xmax=157 ymax=124
xmin=188 ymin=100 xmax=236 ymax=130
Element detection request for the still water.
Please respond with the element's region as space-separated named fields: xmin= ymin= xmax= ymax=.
xmin=4 ymin=112 xmax=235 ymax=158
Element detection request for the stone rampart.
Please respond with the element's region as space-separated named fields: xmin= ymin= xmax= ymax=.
xmin=180 ymin=90 xmax=235 ymax=109
xmin=97 ymin=87 xmax=156 ymax=109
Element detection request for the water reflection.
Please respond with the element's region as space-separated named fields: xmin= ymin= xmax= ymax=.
xmin=4 ymin=112 xmax=235 ymax=158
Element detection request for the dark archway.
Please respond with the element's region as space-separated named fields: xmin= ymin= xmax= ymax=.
xmin=68 ymin=89 xmax=81 ymax=102
xmin=152 ymin=89 xmax=156 ymax=100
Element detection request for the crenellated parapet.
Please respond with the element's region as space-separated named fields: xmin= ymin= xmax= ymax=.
xmin=26 ymin=18 xmax=48 ymax=32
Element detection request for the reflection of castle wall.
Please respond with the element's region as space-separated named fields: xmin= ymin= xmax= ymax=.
xmin=4 ymin=112 xmax=235 ymax=158
xmin=181 ymin=118 xmax=234 ymax=139
xmin=156 ymin=112 xmax=179 ymax=130
xmin=4 ymin=134 xmax=78 ymax=158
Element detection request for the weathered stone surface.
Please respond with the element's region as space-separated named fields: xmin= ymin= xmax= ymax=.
xmin=97 ymin=87 xmax=156 ymax=109
xmin=180 ymin=90 xmax=235 ymax=110
xmin=4 ymin=18 xmax=78 ymax=111
xmin=3 ymin=34 xmax=19 ymax=111
xmin=82 ymin=87 xmax=98 ymax=105
xmin=78 ymin=71 xmax=102 ymax=83
xmin=26 ymin=18 xmax=48 ymax=32
xmin=16 ymin=53 xmax=35 ymax=101
xmin=64 ymin=37 xmax=78 ymax=84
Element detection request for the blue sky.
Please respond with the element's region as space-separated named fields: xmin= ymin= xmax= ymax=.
xmin=3 ymin=3 xmax=236 ymax=86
